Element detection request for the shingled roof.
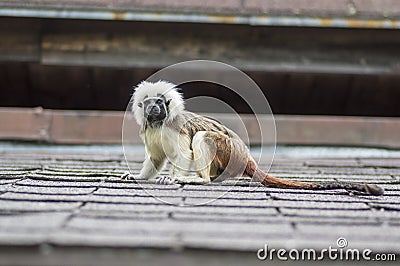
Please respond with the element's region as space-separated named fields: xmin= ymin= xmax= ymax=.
xmin=0 ymin=145 xmax=399 ymax=265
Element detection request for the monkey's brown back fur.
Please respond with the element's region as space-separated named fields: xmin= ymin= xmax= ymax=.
xmin=168 ymin=112 xmax=233 ymax=139
xmin=184 ymin=112 xmax=384 ymax=195
xmin=174 ymin=112 xmax=384 ymax=196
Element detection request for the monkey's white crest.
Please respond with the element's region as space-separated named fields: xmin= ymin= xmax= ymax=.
xmin=132 ymin=80 xmax=184 ymax=125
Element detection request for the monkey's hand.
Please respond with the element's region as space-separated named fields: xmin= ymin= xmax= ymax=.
xmin=155 ymin=176 xmax=177 ymax=185
xmin=121 ymin=171 xmax=138 ymax=182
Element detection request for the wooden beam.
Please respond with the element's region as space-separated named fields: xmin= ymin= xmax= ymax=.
xmin=1 ymin=107 xmax=400 ymax=148
xmin=50 ymin=110 xmax=132 ymax=144
xmin=275 ymin=115 xmax=400 ymax=148
xmin=0 ymin=107 xmax=51 ymax=141
xmin=0 ymin=18 xmax=40 ymax=62
xmin=40 ymin=24 xmax=400 ymax=75
xmin=1 ymin=18 xmax=400 ymax=75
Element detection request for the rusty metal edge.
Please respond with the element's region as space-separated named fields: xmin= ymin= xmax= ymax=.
xmin=1 ymin=8 xmax=400 ymax=30
xmin=0 ymin=107 xmax=399 ymax=148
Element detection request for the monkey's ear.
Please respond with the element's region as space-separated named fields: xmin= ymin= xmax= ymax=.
xmin=137 ymin=102 xmax=143 ymax=108
xmin=166 ymin=99 xmax=171 ymax=106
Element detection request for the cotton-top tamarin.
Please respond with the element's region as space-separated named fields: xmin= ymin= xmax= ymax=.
xmin=122 ymin=80 xmax=384 ymax=196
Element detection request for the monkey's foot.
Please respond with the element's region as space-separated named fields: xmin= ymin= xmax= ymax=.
xmin=174 ymin=176 xmax=206 ymax=184
xmin=121 ymin=171 xmax=137 ymax=182
xmin=155 ymin=176 xmax=177 ymax=185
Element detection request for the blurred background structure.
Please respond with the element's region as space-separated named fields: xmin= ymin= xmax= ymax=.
xmin=0 ymin=0 xmax=400 ymax=147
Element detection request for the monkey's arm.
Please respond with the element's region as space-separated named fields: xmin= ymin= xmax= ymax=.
xmin=139 ymin=156 xmax=166 ymax=179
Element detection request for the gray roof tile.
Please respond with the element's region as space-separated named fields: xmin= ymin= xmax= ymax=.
xmin=0 ymin=199 xmax=82 ymax=211
xmin=0 ymin=149 xmax=399 ymax=259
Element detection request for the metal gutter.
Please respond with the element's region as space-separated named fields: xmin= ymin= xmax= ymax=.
xmin=1 ymin=8 xmax=400 ymax=29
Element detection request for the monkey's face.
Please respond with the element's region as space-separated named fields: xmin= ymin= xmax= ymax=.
xmin=139 ymin=95 xmax=171 ymax=126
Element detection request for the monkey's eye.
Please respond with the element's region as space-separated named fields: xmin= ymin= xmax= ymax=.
xmin=137 ymin=102 xmax=143 ymax=108
xmin=156 ymin=99 xmax=163 ymax=104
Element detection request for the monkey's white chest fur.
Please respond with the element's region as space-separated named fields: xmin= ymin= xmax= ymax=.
xmin=143 ymin=125 xmax=195 ymax=178
xmin=143 ymin=127 xmax=181 ymax=159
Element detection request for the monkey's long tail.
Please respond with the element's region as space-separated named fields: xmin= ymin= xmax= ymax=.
xmin=246 ymin=160 xmax=384 ymax=196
